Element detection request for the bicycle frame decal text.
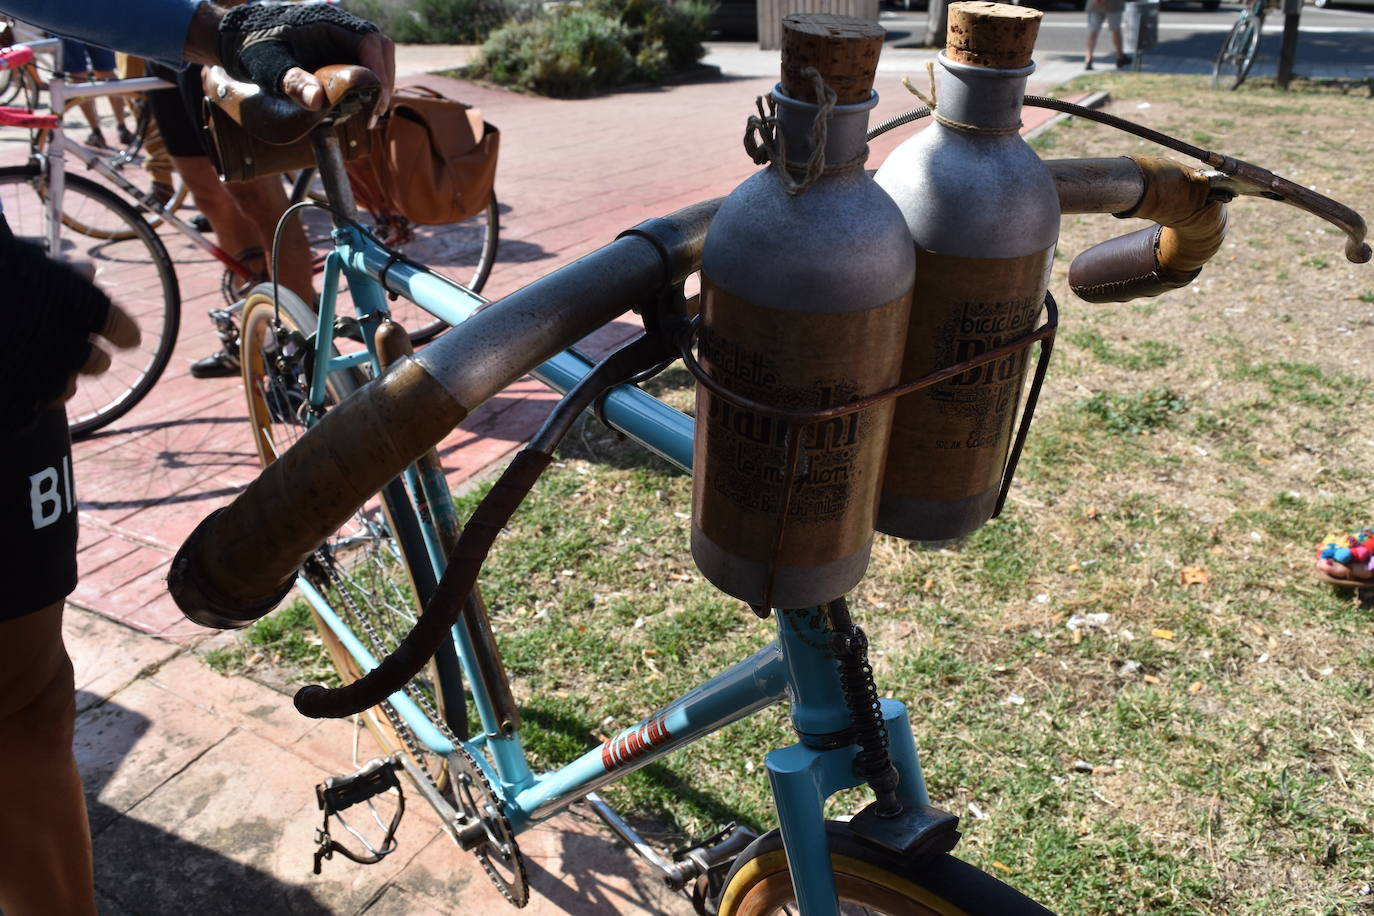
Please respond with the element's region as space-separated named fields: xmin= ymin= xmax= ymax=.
xmin=600 ymin=713 xmax=673 ymax=772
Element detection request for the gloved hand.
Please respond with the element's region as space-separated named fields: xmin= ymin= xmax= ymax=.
xmin=0 ymin=234 xmax=139 ymax=431
xmin=217 ymin=3 xmax=394 ymax=119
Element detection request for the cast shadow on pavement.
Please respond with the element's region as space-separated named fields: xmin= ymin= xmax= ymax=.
xmin=75 ymin=691 xmax=332 ymax=916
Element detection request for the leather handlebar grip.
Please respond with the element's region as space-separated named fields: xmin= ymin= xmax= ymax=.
xmin=203 ymin=63 xmax=380 ymax=145
xmin=169 ymin=359 xmax=468 ymax=629
xmin=1069 ymin=156 xmax=1228 ymax=303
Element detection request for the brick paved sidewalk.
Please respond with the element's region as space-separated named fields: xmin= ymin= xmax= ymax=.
xmin=28 ymin=41 xmax=1084 ymax=915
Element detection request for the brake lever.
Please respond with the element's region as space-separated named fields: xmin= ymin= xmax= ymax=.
xmin=1203 ymin=157 xmax=1371 ymax=264
xmin=1018 ymin=96 xmax=1372 ymax=266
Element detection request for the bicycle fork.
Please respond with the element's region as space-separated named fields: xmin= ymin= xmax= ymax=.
xmin=767 ymin=602 xmax=959 ymax=915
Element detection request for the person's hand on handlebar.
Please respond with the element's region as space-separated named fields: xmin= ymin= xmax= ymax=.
xmin=183 ymin=2 xmax=395 ymax=124
xmin=0 ymin=236 xmax=140 ymax=432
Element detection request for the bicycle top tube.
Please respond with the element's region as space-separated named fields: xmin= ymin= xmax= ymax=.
xmin=47 ymin=75 xmax=173 ymax=107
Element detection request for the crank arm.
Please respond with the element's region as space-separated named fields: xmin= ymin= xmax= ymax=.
xmin=392 ymin=753 xmax=487 ymax=850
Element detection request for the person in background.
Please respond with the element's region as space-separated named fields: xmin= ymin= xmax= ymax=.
xmin=59 ymin=38 xmax=133 ymax=148
xmin=145 ymin=60 xmax=314 ymax=377
xmin=1084 ymin=0 xmax=1131 ymax=70
xmin=0 ymin=3 xmax=393 ymax=912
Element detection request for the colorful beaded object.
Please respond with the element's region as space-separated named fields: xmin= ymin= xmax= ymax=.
xmin=1316 ymin=527 xmax=1374 ymax=586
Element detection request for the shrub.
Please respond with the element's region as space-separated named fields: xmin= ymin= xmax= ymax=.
xmin=474 ymin=11 xmax=634 ymax=96
xmin=471 ymin=0 xmax=712 ymax=97
xmin=343 ymin=0 xmax=537 ymax=45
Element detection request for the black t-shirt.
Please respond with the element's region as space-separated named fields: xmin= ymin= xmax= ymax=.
xmin=2 ymin=406 xmax=79 ymax=618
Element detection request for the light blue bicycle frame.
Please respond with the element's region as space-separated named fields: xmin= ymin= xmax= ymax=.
xmin=291 ymin=217 xmax=933 ymax=915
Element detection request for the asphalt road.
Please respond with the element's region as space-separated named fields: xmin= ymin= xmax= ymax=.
xmin=878 ymin=2 xmax=1374 ymax=70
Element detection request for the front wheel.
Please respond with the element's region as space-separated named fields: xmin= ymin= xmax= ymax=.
xmin=1212 ymin=13 xmax=1263 ymax=90
xmin=715 ymin=822 xmax=1054 ymax=915
xmin=0 ymin=165 xmax=181 ymax=438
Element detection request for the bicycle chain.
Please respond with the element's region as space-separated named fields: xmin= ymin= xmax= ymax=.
xmin=318 ymin=540 xmax=529 ymax=907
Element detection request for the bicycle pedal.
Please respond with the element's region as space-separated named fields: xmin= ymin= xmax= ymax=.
xmin=674 ymin=823 xmax=759 ymax=915
xmin=312 ymin=756 xmax=407 ymax=874
xmin=317 ymin=756 xmax=402 ymax=813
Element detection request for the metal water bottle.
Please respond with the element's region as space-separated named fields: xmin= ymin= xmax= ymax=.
xmin=691 ymin=14 xmax=915 ymax=609
xmin=873 ymin=1 xmax=1060 ymax=541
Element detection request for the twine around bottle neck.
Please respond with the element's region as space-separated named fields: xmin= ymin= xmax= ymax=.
xmin=743 ymin=68 xmax=870 ymax=198
xmin=903 ymin=59 xmax=1025 ymax=137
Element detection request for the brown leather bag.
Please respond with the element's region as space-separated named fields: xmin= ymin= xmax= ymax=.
xmin=204 ymin=100 xmax=373 ymax=182
xmin=358 ymin=85 xmax=499 ymax=226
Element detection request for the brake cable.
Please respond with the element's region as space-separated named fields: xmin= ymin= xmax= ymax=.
xmin=868 ymin=95 xmax=1370 ymax=264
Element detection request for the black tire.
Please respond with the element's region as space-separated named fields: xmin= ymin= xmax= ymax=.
xmin=715 ymin=821 xmax=1054 ymax=916
xmin=238 ymin=286 xmax=459 ymax=788
xmin=290 ymin=168 xmax=499 ymax=345
xmin=1212 ymin=12 xmax=1263 ymax=90
xmin=0 ymin=165 xmax=180 ymax=439
xmin=1202 ymin=0 xmax=1220 ymax=9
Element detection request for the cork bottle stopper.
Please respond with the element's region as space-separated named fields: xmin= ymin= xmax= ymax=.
xmin=945 ymin=1 xmax=1042 ymax=70
xmin=780 ymin=13 xmax=886 ymax=105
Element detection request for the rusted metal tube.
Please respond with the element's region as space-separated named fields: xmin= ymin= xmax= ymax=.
xmin=171 ymin=201 xmax=719 ymax=627
xmin=1047 ymin=157 xmax=1146 ymax=215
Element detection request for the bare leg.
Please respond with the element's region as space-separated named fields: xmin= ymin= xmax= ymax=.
xmin=66 ymin=70 xmax=106 ymax=144
xmin=91 ymin=69 xmax=130 ymax=136
xmin=1085 ymin=28 xmax=1099 ymax=66
xmin=225 ymin=175 xmax=314 ymax=304
xmin=0 ymin=601 xmax=97 ymax=916
xmin=1112 ymin=28 xmax=1125 ymax=61
xmin=172 ymin=154 xmax=260 ymax=261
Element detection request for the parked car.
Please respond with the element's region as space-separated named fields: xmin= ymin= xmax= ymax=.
xmin=708 ymin=0 xmax=757 ymax=39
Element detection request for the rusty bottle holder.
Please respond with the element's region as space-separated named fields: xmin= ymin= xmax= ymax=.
xmin=678 ymin=292 xmax=1057 ymax=615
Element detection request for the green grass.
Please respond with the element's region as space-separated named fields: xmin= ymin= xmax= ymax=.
xmin=202 ymin=600 xmax=339 ymax=686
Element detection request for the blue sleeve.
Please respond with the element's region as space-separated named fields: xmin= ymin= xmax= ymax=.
xmin=0 ymin=0 xmax=201 ymax=64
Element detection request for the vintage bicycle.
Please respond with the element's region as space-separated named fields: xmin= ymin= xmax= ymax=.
xmin=166 ymin=48 xmax=1369 ymax=916
xmin=1212 ymin=0 xmax=1268 ymax=90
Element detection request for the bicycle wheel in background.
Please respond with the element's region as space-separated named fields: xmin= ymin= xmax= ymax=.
xmin=0 ymin=164 xmax=180 ymax=439
xmin=290 ymin=169 xmax=499 ymax=345
xmin=238 ymin=287 xmax=460 ymax=792
xmin=1212 ymin=12 xmax=1263 ymax=90
xmin=0 ymin=62 xmax=39 ymax=109
xmin=715 ymin=822 xmax=1055 ymax=916
xmin=33 ymin=109 xmax=192 ymax=242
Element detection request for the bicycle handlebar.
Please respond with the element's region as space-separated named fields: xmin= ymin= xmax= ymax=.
xmin=1063 ymin=156 xmax=1229 ymax=302
xmin=0 ymin=43 xmax=33 ymax=70
xmin=168 ymin=199 xmax=721 ymax=628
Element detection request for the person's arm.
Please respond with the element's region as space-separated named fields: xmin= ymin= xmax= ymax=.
xmin=0 ymin=0 xmax=200 ymax=64
xmin=1 ymin=0 xmax=393 ymax=112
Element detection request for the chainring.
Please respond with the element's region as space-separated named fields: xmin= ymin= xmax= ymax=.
xmin=449 ymin=745 xmax=529 ymax=907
